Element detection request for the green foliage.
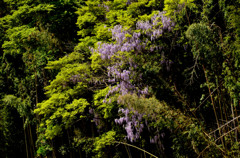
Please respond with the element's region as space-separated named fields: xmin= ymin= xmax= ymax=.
xmin=0 ymin=96 xmax=26 ymax=157
xmin=94 ymin=87 xmax=118 ymax=119
xmin=35 ymin=132 xmax=53 ymax=157
xmin=0 ymin=0 xmax=82 ymax=157
xmin=118 ymin=93 xmax=209 ymax=157
xmin=34 ymin=59 xmax=92 ymax=156
xmin=1 ymin=0 xmax=240 ymax=157
xmin=164 ymin=0 xmax=197 ymax=16
xmin=76 ymin=0 xmax=106 ymax=38
xmin=36 ymin=144 xmax=52 ymax=157
xmin=93 ymin=131 xmax=116 ymax=157
xmin=186 ymin=23 xmax=214 ymax=59
xmin=45 ymin=63 xmax=91 ymax=95
xmin=3 ymin=26 xmax=59 ymax=70
xmin=2 ymin=95 xmax=30 ymax=118
xmin=218 ymin=0 xmax=240 ymax=108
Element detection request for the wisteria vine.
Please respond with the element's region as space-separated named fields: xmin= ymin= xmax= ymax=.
xmin=115 ymin=108 xmax=144 ymax=142
xmin=90 ymin=11 xmax=175 ymax=146
xmin=92 ymin=11 xmax=175 ymax=100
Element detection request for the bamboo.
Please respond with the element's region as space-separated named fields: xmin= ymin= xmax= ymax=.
xmin=115 ymin=141 xmax=158 ymax=158
xmin=231 ymin=100 xmax=238 ymax=142
xmin=67 ymin=129 xmax=73 ymax=158
xmin=214 ymin=126 xmax=239 ymax=142
xmin=51 ymin=140 xmax=56 ymax=158
xmin=27 ymin=126 xmax=33 ymax=158
xmin=29 ymin=125 xmax=35 ymax=157
xmin=202 ymin=65 xmax=224 ymax=146
xmin=23 ymin=117 xmax=29 ymax=158
xmin=185 ymin=4 xmax=191 ymax=26
xmin=209 ymin=115 xmax=240 ymax=135
xmin=124 ymin=144 xmax=132 ymax=158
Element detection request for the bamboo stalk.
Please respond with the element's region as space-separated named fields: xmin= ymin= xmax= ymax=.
xmin=209 ymin=115 xmax=240 ymax=135
xmin=23 ymin=117 xmax=29 ymax=158
xmin=202 ymin=65 xmax=224 ymax=146
xmin=185 ymin=4 xmax=191 ymax=26
xmin=217 ymin=84 xmax=225 ymax=148
xmin=114 ymin=141 xmax=158 ymax=158
xmin=214 ymin=126 xmax=239 ymax=142
xmin=124 ymin=144 xmax=132 ymax=158
xmin=231 ymin=100 xmax=238 ymax=142
xmin=29 ymin=125 xmax=35 ymax=157
xmin=26 ymin=125 xmax=33 ymax=158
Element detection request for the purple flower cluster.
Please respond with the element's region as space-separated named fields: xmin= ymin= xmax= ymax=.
xmin=150 ymin=132 xmax=165 ymax=144
xmin=96 ymin=25 xmax=143 ymax=60
xmin=115 ymin=108 xmax=144 ymax=142
xmin=103 ymin=4 xmax=109 ymax=12
xmin=97 ymin=3 xmax=110 ymax=12
xmin=91 ymin=12 xmax=175 ymax=100
xmin=111 ymin=25 xmax=143 ymax=53
xmin=93 ymin=113 xmax=101 ymax=127
xmin=93 ymin=25 xmax=148 ymax=99
xmin=111 ymin=25 xmax=129 ymax=44
xmin=114 ymin=108 xmax=166 ymax=151
xmin=95 ymin=25 xmax=142 ymax=59
xmin=89 ymin=108 xmax=94 ymax=114
xmin=97 ymin=42 xmax=118 ymax=60
xmin=126 ymin=0 xmax=131 ymax=5
xmin=136 ymin=11 xmax=175 ymax=41
xmin=149 ymin=133 xmax=165 ymax=152
xmin=160 ymin=59 xmax=174 ymax=72
xmin=150 ymin=135 xmax=160 ymax=144
xmin=107 ymin=66 xmax=134 ymax=94
xmin=69 ymin=74 xmax=81 ymax=84
xmin=88 ymin=108 xmax=101 ymax=128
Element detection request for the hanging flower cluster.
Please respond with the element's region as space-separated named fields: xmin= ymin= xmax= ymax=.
xmin=92 ymin=11 xmax=175 ymax=100
xmin=115 ymin=108 xmax=144 ymax=142
xmin=136 ymin=11 xmax=175 ymax=41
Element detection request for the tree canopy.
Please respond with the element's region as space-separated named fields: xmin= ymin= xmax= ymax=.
xmin=0 ymin=0 xmax=239 ymax=157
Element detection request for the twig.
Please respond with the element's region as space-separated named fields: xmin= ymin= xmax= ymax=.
xmin=197 ymin=144 xmax=210 ymax=158
xmin=209 ymin=115 xmax=240 ymax=135
xmin=194 ymin=80 xmax=223 ymax=112
xmin=114 ymin=141 xmax=158 ymax=158
xmin=214 ymin=126 xmax=239 ymax=142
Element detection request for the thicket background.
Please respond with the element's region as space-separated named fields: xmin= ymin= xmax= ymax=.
xmin=0 ymin=0 xmax=239 ymax=157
